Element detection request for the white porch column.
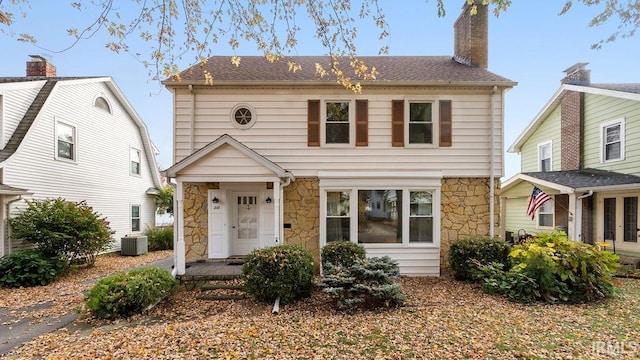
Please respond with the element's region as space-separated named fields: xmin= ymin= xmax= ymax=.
xmin=176 ymin=181 xmax=186 ymax=275
xmin=274 ymin=181 xmax=281 ymax=245
xmin=567 ymin=193 xmax=578 ymax=241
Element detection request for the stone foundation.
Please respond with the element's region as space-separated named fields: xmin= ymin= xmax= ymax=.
xmin=440 ymin=177 xmax=500 ymax=270
xmin=283 ymin=178 xmax=320 ymax=263
xmin=183 ymin=182 xmax=218 ymax=262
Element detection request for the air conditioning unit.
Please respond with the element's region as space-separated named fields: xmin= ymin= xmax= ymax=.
xmin=121 ymin=235 xmax=148 ymax=256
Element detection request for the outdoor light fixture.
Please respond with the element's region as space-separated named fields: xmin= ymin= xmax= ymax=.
xmin=266 ymin=197 xmax=272 ymax=204
xmin=212 ymin=197 xmax=220 ymax=204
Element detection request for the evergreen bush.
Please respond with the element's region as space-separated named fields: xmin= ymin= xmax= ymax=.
xmin=242 ymin=244 xmax=314 ymax=304
xmin=10 ymin=198 xmax=114 ymax=266
xmin=84 ymin=267 xmax=177 ymax=319
xmin=481 ymin=232 xmax=619 ymax=303
xmin=449 ymin=237 xmax=512 ymax=281
xmin=145 ymin=226 xmax=174 ymax=251
xmin=322 ymin=256 xmax=405 ymax=310
xmin=321 ymin=240 xmax=366 ymax=272
xmin=0 ymin=250 xmax=68 ymax=288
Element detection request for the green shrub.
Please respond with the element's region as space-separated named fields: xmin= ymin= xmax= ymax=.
xmin=242 ymin=244 xmax=314 ymax=305
xmin=321 ymin=256 xmax=405 ymax=310
xmin=482 ymin=232 xmax=619 ymax=303
xmin=449 ymin=237 xmax=512 ymax=281
xmin=0 ymin=250 xmax=68 ymax=288
xmin=321 ymin=240 xmax=366 ymax=272
xmin=481 ymin=262 xmax=540 ymax=303
xmin=10 ymin=198 xmax=114 ymax=266
xmin=145 ymin=226 xmax=174 ymax=251
xmin=84 ymin=267 xmax=177 ymax=319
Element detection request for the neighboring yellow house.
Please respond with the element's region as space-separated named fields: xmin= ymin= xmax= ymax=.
xmin=502 ymin=63 xmax=640 ymax=255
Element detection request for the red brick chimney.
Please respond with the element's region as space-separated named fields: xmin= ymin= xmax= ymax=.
xmin=453 ymin=0 xmax=488 ymax=68
xmin=26 ymin=55 xmax=57 ymax=77
xmin=560 ymin=63 xmax=590 ymax=171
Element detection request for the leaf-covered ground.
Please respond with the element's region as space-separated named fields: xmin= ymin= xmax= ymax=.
xmin=3 ymin=266 xmax=640 ymax=359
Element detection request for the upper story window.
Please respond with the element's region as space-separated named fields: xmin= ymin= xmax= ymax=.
xmin=325 ymin=101 xmax=351 ymax=144
xmin=231 ymin=104 xmax=256 ymax=129
xmin=601 ymin=119 xmax=625 ymax=162
xmin=130 ymin=147 xmax=141 ymax=175
xmin=408 ymin=102 xmax=434 ymax=144
xmin=538 ymin=141 xmax=552 ymax=172
xmin=56 ymin=121 xmax=76 ymax=161
xmin=94 ymin=96 xmax=112 ymax=114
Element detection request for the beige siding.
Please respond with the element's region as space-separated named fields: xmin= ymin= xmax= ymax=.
xmin=365 ymin=246 xmax=440 ymax=276
xmin=583 ymin=93 xmax=640 ymax=175
xmin=4 ymin=80 xmax=157 ymax=253
xmin=180 ymin=143 xmax=276 ymax=177
xmin=520 ymin=105 xmax=561 ymax=172
xmin=174 ymin=88 xmax=505 ymax=178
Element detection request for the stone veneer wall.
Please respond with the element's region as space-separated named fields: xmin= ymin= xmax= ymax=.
xmin=440 ymin=177 xmax=500 ymax=270
xmin=183 ymin=182 xmax=218 ymax=262
xmin=283 ymin=178 xmax=320 ymax=263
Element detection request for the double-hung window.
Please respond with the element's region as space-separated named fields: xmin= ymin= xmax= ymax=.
xmin=408 ymin=102 xmax=434 ymax=144
xmin=131 ymin=205 xmax=141 ymax=232
xmin=601 ymin=119 xmax=625 ymax=162
xmin=537 ymin=200 xmax=554 ymax=228
xmin=326 ymin=191 xmax=350 ymax=242
xmin=56 ymin=121 xmax=76 ymax=161
xmin=325 ymin=101 xmax=351 ymax=144
xmin=538 ymin=142 xmax=552 ymax=172
xmin=130 ymin=147 xmax=141 ymax=175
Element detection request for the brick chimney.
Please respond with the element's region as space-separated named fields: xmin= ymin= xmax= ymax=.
xmin=560 ymin=63 xmax=590 ymax=171
xmin=453 ymin=0 xmax=488 ymax=68
xmin=26 ymin=55 xmax=57 ymax=77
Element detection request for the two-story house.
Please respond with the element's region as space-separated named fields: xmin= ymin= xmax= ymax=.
xmin=0 ymin=56 xmax=163 ymax=256
xmin=164 ymin=1 xmax=516 ymax=275
xmin=501 ymin=63 xmax=640 ymax=254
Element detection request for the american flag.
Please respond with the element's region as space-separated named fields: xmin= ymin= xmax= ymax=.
xmin=527 ymin=186 xmax=551 ymax=219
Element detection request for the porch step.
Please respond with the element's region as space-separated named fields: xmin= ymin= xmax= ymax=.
xmin=618 ymin=256 xmax=640 ymax=269
xmin=196 ymin=294 xmax=246 ymax=301
xmin=196 ymin=280 xmax=246 ymax=301
xmin=201 ymin=283 xmax=244 ymax=291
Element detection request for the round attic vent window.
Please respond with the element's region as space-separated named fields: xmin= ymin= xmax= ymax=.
xmin=231 ymin=104 xmax=256 ymax=129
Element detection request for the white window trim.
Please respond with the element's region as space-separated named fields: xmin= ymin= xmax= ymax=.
xmin=131 ymin=204 xmax=141 ymax=233
xmin=600 ymin=118 xmax=625 ymax=163
xmin=537 ymin=141 xmax=552 ymax=172
xmin=320 ymin=98 xmax=355 ymax=147
xmin=404 ymin=98 xmax=439 ymax=148
xmin=54 ymin=119 xmax=77 ymax=163
xmin=93 ymin=94 xmax=112 ymax=114
xmin=230 ymin=103 xmax=257 ymax=129
xmin=536 ymin=199 xmax=555 ymax=230
xmin=130 ymin=146 xmax=142 ymax=176
xmin=319 ymin=173 xmax=442 ymax=249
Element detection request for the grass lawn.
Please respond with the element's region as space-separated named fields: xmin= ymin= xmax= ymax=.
xmin=4 ymin=273 xmax=639 ymax=359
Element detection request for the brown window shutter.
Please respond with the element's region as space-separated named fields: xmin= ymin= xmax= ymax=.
xmin=356 ymin=100 xmax=368 ymax=146
xmin=392 ymin=100 xmax=404 ymax=147
xmin=308 ymin=100 xmax=320 ymax=146
xmin=439 ymin=100 xmax=452 ymax=147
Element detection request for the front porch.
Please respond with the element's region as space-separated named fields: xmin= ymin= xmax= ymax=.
xmin=177 ymin=259 xmax=243 ymax=282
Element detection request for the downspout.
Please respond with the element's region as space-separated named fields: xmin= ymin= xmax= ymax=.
xmin=189 ymin=84 xmax=195 ymax=154
xmin=5 ymin=196 xmax=25 ymax=255
xmin=489 ymin=85 xmax=497 ymax=238
xmin=278 ymin=174 xmax=293 ymax=245
xmin=578 ymin=190 xmax=593 ymax=200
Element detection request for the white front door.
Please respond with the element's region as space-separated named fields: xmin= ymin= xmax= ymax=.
xmin=232 ymin=193 xmax=260 ymax=255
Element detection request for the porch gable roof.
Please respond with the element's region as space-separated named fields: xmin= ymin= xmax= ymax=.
xmin=164 ymin=134 xmax=294 ymax=180
xmin=502 ymin=169 xmax=640 ymax=194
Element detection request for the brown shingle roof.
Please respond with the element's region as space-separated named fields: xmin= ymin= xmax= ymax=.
xmin=166 ymin=56 xmax=515 ymax=86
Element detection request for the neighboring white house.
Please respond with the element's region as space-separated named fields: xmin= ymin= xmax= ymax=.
xmin=163 ymin=2 xmax=516 ymax=276
xmin=0 ymin=56 xmax=163 ymax=256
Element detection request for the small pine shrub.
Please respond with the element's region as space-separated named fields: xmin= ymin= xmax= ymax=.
xmin=10 ymin=198 xmax=114 ymax=266
xmin=242 ymin=244 xmax=314 ymax=305
xmin=0 ymin=251 xmax=68 ymax=288
xmin=322 ymin=256 xmax=405 ymax=310
xmin=145 ymin=226 xmax=174 ymax=251
xmin=84 ymin=267 xmax=177 ymax=319
xmin=481 ymin=232 xmax=619 ymax=303
xmin=321 ymin=240 xmax=366 ymax=272
xmin=449 ymin=237 xmax=512 ymax=281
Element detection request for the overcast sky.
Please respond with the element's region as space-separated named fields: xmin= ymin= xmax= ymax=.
xmin=2 ymin=1 xmax=639 ymax=178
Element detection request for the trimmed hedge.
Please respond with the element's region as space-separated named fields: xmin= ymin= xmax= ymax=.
xmin=321 ymin=240 xmax=366 ymax=272
xmin=449 ymin=237 xmax=512 ymax=281
xmin=0 ymin=250 xmax=68 ymax=288
xmin=84 ymin=267 xmax=177 ymax=319
xmin=242 ymin=244 xmax=314 ymax=305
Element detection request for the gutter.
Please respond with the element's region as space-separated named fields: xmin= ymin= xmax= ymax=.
xmin=163 ymin=80 xmax=518 ymax=89
xmin=577 ymin=190 xmax=593 ymax=200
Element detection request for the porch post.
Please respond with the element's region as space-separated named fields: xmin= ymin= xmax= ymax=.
xmin=274 ymin=181 xmax=281 ymax=245
xmin=567 ymin=193 xmax=578 ymax=241
xmin=176 ymin=181 xmax=186 ymax=275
